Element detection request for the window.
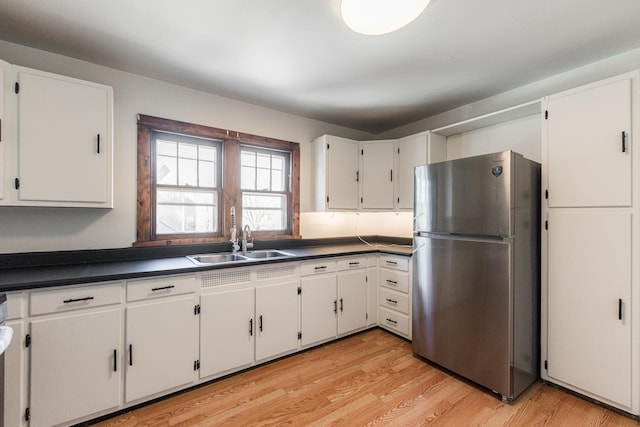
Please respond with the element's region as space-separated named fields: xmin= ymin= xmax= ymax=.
xmin=136 ymin=115 xmax=300 ymax=246
xmin=241 ymin=147 xmax=290 ymax=231
xmin=153 ymin=132 xmax=222 ymax=237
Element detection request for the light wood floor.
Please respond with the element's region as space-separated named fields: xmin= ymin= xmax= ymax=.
xmin=95 ymin=328 xmax=639 ymax=426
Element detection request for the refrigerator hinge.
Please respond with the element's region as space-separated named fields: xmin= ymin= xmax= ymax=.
xmin=545 ymin=220 xmax=548 ymax=230
xmin=544 ymin=360 xmax=548 ymax=370
xmin=545 ymin=110 xmax=549 ymax=120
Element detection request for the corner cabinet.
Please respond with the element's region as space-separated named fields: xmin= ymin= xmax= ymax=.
xmin=1 ymin=65 xmax=114 ymax=208
xmin=541 ymin=71 xmax=640 ymax=415
xmin=311 ymin=135 xmax=360 ymax=211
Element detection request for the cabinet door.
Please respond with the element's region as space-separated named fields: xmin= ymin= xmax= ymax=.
xmin=125 ymin=295 xmax=195 ymax=403
xmin=367 ymin=265 xmax=378 ymax=326
xmin=4 ymin=320 xmax=26 ymax=427
xmin=0 ymin=60 xmax=6 ymax=201
xmin=16 ymin=68 xmax=112 ymax=206
xmin=547 ymin=210 xmax=631 ymax=408
xmin=200 ymin=288 xmax=254 ymax=378
xmin=29 ymin=309 xmax=121 ymax=427
xmin=337 ymin=269 xmax=368 ymax=335
xmin=326 ymin=136 xmax=359 ymax=210
xmin=361 ymin=141 xmax=394 ymax=209
xmin=395 ymin=135 xmax=426 ymax=210
xmin=300 ymin=274 xmax=337 ymax=347
xmin=255 ymin=280 xmax=299 ymax=361
xmin=547 ymin=77 xmax=632 ymax=207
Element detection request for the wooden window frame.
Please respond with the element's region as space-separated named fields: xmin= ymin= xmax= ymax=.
xmin=135 ymin=115 xmax=300 ymax=247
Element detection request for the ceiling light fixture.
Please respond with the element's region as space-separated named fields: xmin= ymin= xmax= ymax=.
xmin=341 ymin=0 xmax=431 ymax=36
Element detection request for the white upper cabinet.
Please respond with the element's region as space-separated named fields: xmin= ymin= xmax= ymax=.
xmin=312 ymin=135 xmax=360 ymax=211
xmin=395 ymin=132 xmax=446 ymax=210
xmin=10 ymin=66 xmax=113 ymax=207
xmin=360 ymin=140 xmax=394 ymax=210
xmin=545 ymin=75 xmax=633 ymax=207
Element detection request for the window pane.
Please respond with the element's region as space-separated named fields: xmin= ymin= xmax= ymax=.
xmin=157 ymin=140 xmax=177 ymax=156
xmin=199 ymin=145 xmax=216 ymax=162
xmin=256 ymin=153 xmax=271 ymax=168
xmin=272 ymin=170 xmax=284 ymax=192
xmin=272 ymin=156 xmax=284 ymax=171
xmin=241 ymin=166 xmax=256 ymax=190
xmin=179 ymin=142 xmax=198 ymax=159
xmin=157 ymin=156 xmax=177 ymax=185
xmin=156 ymin=189 xmax=217 ymax=234
xmin=241 ymin=151 xmax=256 ymax=167
xmin=178 ymin=158 xmax=198 ymax=186
xmin=199 ymin=160 xmax=215 ymax=187
xmin=242 ymin=192 xmax=286 ymax=231
xmin=256 ymin=169 xmax=271 ymax=191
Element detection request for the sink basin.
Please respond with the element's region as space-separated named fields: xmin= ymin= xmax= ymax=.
xmin=187 ymin=253 xmax=248 ymax=265
xmin=243 ymin=250 xmax=295 ymax=259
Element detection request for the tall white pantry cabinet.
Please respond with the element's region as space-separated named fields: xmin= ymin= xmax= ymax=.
xmin=541 ymin=71 xmax=640 ymax=415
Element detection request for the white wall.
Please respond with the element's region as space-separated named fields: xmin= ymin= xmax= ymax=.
xmin=0 ymin=41 xmax=377 ymax=253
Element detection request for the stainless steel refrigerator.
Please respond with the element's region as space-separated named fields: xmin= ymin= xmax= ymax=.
xmin=412 ymin=150 xmax=540 ymax=402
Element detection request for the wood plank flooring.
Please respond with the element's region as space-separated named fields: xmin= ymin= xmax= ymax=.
xmin=94 ymin=328 xmax=639 ymax=426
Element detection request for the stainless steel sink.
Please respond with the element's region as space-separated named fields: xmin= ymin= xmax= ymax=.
xmin=243 ymin=250 xmax=295 ymax=259
xmin=187 ymin=253 xmax=248 ymax=265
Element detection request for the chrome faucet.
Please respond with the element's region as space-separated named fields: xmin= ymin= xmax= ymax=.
xmin=242 ymin=224 xmax=254 ymax=255
xmin=230 ymin=207 xmax=240 ymax=252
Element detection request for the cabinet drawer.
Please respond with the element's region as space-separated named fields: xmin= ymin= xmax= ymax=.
xmin=379 ymin=255 xmax=409 ymax=272
xmin=336 ymin=256 xmax=367 ymax=271
xmin=127 ymin=274 xmax=196 ymax=302
xmin=379 ymin=307 xmax=409 ymax=336
xmin=379 ymin=288 xmax=409 ymax=314
xmin=30 ymin=282 xmax=122 ymax=316
xmin=379 ymin=269 xmax=409 ymax=293
xmin=300 ymin=259 xmax=337 ymax=276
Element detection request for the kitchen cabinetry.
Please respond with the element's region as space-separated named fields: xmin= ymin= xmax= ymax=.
xmin=311 ymin=135 xmax=360 ymax=211
xmin=125 ymin=275 xmax=196 ymax=403
xmin=200 ymin=286 xmax=254 ymax=379
xmin=255 ymin=280 xmax=299 ymax=361
xmin=3 ymin=292 xmax=26 ymax=427
xmin=378 ymin=254 xmax=411 ymax=338
xmin=0 ymin=59 xmax=7 ymax=201
xmin=3 ymin=66 xmax=113 ymax=208
xmin=336 ymin=257 xmax=367 ymax=335
xmin=360 ymin=140 xmax=394 ymax=210
xmin=28 ymin=282 xmax=122 ymax=427
xmin=542 ymin=71 xmax=639 ymax=415
xmin=395 ymin=132 xmax=446 ymax=210
xmin=366 ymin=256 xmax=378 ymax=326
xmin=300 ymin=259 xmax=338 ymax=347
xmin=546 ymin=76 xmax=632 ymax=208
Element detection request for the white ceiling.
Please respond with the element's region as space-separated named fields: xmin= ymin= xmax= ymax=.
xmin=1 ymin=0 xmax=639 ymax=134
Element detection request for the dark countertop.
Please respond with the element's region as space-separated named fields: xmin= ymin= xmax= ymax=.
xmin=0 ymin=237 xmax=413 ymax=292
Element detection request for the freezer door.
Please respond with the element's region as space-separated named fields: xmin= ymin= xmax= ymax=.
xmin=414 ymin=151 xmax=513 ymax=236
xmin=412 ymin=235 xmax=512 ymax=397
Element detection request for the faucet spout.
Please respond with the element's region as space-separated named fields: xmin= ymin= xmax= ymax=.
xmin=242 ymin=225 xmax=254 ymax=255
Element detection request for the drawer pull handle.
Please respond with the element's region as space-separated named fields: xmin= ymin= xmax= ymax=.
xmin=386 ymin=280 xmax=398 ymax=285
xmin=129 ymin=344 xmax=133 ymax=366
xmin=386 ymin=318 xmax=398 ymax=325
xmin=249 ymin=318 xmax=253 ymax=336
xmin=619 ymin=298 xmax=623 ymax=320
xmin=348 ymin=262 xmax=360 ymax=266
xmin=113 ymin=349 xmax=117 ymax=372
xmin=151 ymin=285 xmax=175 ymax=292
xmin=259 ymin=315 xmax=263 ymax=332
xmin=63 ymin=296 xmax=94 ymax=304
xmin=314 ymin=266 xmax=327 ymax=270
xmin=386 ymin=298 xmax=398 ymax=304
xmin=386 ymin=260 xmax=398 ymax=265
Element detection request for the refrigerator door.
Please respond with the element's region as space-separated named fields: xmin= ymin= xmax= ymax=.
xmin=412 ymin=234 xmax=512 ymax=397
xmin=414 ymin=151 xmax=513 ymax=237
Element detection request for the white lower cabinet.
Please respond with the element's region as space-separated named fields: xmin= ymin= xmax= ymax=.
xmin=336 ymin=259 xmax=367 ymax=335
xmin=30 ymin=308 xmax=122 ymax=427
xmin=125 ymin=294 xmax=196 ymax=403
xmin=255 ymin=280 xmax=299 ymax=362
xmin=378 ymin=254 xmax=411 ymax=338
xmin=199 ymin=287 xmax=254 ymax=378
xmin=4 ymin=292 xmax=26 ymax=427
